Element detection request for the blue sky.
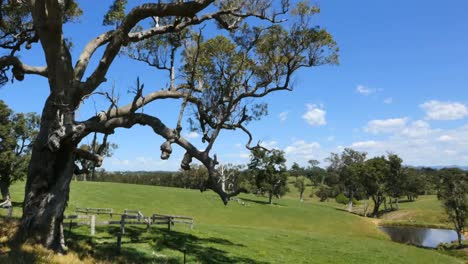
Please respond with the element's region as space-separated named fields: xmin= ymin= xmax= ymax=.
xmin=1 ymin=0 xmax=468 ymax=171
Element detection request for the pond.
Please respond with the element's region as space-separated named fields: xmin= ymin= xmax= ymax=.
xmin=379 ymin=226 xmax=465 ymax=248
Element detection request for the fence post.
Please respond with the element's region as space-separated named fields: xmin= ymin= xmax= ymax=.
xmin=167 ymin=217 xmax=171 ymax=231
xmin=116 ymin=232 xmax=122 ymax=255
xmin=69 ymin=220 xmax=73 ymax=233
xmin=90 ymin=215 xmax=96 ymax=236
xmin=120 ymin=214 xmax=126 ymax=234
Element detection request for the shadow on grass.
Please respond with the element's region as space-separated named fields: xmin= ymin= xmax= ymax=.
xmin=240 ymin=197 xmax=285 ymax=207
xmin=153 ymin=228 xmax=267 ymax=264
xmin=66 ymin=225 xmax=266 ymax=264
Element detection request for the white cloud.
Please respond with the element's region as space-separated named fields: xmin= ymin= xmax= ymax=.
xmin=278 ymin=111 xmax=289 ymax=122
xmin=350 ymin=121 xmax=468 ymax=166
xmin=364 ymin=118 xmax=408 ymax=134
xmin=184 ymin=131 xmax=199 ymax=139
xmin=420 ymin=100 xmax=468 ymax=120
xmin=283 ymin=140 xmax=324 ymax=165
xmin=356 ymin=85 xmax=380 ymax=95
xmin=302 ymin=104 xmax=326 ymax=126
xmin=351 ymin=140 xmax=381 ymax=149
xmin=384 ymin=97 xmax=393 ymax=104
xmin=260 ymin=140 xmax=278 ymax=149
xmin=400 ymin=120 xmax=432 ymax=138
xmin=239 ymin=152 xmax=250 ymax=159
xmin=438 ymin=135 xmax=455 ymax=142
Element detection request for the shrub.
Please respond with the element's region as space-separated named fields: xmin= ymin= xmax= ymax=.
xmin=315 ymin=184 xmax=332 ymax=202
xmin=335 ymin=193 xmax=359 ymax=205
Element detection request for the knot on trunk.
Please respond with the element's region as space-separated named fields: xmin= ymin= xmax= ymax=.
xmin=12 ymin=66 xmax=24 ymax=81
xmin=48 ymin=126 xmax=66 ymax=151
xmin=181 ymin=152 xmax=192 ymax=170
xmin=160 ymin=140 xmax=173 ymax=160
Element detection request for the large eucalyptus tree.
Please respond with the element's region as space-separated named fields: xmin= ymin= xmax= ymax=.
xmin=0 ymin=0 xmax=337 ymax=250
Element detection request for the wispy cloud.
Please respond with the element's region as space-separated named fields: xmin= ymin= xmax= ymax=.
xmin=278 ymin=111 xmax=289 ymax=122
xmin=184 ymin=131 xmax=200 ymax=139
xmin=420 ymin=100 xmax=468 ymax=120
xmin=384 ymin=97 xmax=393 ymax=104
xmin=352 ymin=119 xmax=468 ymax=166
xmin=364 ymin=118 xmax=408 ymax=134
xmin=302 ymin=104 xmax=326 ymax=126
xmin=356 ymin=85 xmax=381 ymax=96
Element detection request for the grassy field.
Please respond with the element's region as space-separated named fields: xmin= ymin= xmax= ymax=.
xmin=0 ymin=181 xmax=463 ymax=264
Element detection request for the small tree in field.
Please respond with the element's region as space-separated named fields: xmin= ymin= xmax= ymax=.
xmin=294 ymin=176 xmax=306 ymax=201
xmin=385 ymin=154 xmax=406 ymax=210
xmin=248 ymin=148 xmax=289 ymax=204
xmin=327 ymin=148 xmax=366 ymax=212
xmin=361 ymin=156 xmax=388 ymax=216
xmin=0 ymin=0 xmax=337 ymax=249
xmin=0 ymin=100 xmax=39 ymax=207
xmin=438 ymin=168 xmax=468 ymax=247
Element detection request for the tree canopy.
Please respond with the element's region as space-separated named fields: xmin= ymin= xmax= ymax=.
xmin=0 ymin=0 xmax=338 ymax=250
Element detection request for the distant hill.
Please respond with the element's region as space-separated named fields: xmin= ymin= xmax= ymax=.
xmin=413 ymin=165 xmax=468 ymax=170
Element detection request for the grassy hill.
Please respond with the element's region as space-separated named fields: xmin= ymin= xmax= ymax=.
xmin=0 ymin=181 xmax=462 ymax=264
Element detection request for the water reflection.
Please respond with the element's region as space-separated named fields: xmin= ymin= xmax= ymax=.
xmin=380 ymin=226 xmax=464 ymax=248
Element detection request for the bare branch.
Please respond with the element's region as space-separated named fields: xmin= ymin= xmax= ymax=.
xmin=80 ymin=112 xmax=239 ymax=204
xmin=0 ymin=55 xmax=48 ymax=79
xmin=81 ymin=0 xmax=215 ymax=95
xmin=74 ymin=148 xmax=103 ymax=167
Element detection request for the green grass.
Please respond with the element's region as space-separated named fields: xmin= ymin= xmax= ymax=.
xmin=378 ymin=196 xmax=452 ymax=228
xmin=1 ymin=181 xmax=463 ymax=264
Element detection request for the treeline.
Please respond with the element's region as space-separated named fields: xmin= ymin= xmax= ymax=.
xmin=91 ymin=165 xmax=209 ymax=190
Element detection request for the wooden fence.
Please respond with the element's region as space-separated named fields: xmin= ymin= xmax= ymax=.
xmin=151 ymin=214 xmax=194 ymax=230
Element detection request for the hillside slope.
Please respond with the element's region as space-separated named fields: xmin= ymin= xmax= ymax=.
xmin=1 ymin=181 xmax=461 ymax=264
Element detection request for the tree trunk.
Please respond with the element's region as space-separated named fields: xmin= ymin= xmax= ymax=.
xmin=299 ymin=190 xmax=303 ymax=201
xmin=0 ymin=175 xmax=11 ymax=207
xmin=456 ymin=230 xmax=462 ymax=247
xmin=91 ymin=166 xmax=96 ymax=181
xmin=371 ymin=196 xmax=382 ymax=217
xmin=0 ymin=176 xmax=11 ymax=201
xmin=15 ymin=99 xmax=76 ymax=251
xmin=395 ymin=198 xmax=399 ymax=210
xmin=268 ymin=192 xmax=273 ymax=204
xmin=347 ymin=192 xmax=354 ymax=212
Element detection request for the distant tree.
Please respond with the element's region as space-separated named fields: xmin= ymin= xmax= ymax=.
xmin=385 ymin=154 xmax=406 ymax=209
xmin=402 ymin=168 xmax=425 ymax=202
xmin=361 ymin=156 xmax=389 ymax=216
xmin=0 ymin=101 xmax=39 ymax=207
xmin=315 ymin=184 xmax=332 ymax=202
xmin=249 ymin=149 xmax=289 ymax=204
xmin=294 ymin=176 xmax=306 ymax=201
xmin=438 ymin=168 xmax=468 ymax=247
xmin=305 ymin=159 xmax=327 ymax=186
xmin=74 ymin=133 xmax=118 ymax=181
xmin=217 ymin=163 xmax=244 ymax=193
xmin=290 ymin=162 xmax=303 ymax=181
xmin=327 ymin=148 xmax=366 ymax=211
xmin=179 ymin=164 xmax=209 ymax=190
